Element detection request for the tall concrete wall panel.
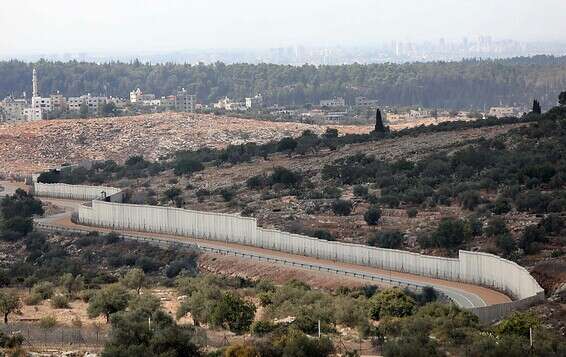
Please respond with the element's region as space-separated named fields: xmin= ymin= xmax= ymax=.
xmin=34 ymin=182 xmax=122 ymax=201
xmin=459 ymin=251 xmax=544 ymax=300
xmin=76 ymin=199 xmax=545 ymax=322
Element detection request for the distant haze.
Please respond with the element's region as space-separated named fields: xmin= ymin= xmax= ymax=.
xmin=1 ymin=0 xmax=566 ymax=56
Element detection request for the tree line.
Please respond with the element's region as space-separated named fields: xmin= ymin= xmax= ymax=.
xmin=2 ymin=56 xmax=566 ymax=109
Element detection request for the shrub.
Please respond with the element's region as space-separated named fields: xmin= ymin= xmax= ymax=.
xmin=484 ymin=216 xmax=509 ymax=237
xmin=540 ymin=214 xmax=564 ymax=235
xmin=519 ymin=225 xmax=547 ymax=254
xmin=246 ymin=175 xmax=269 ymax=190
xmin=406 ymin=207 xmax=418 ymax=218
xmin=515 ymin=190 xmax=550 ymax=213
xmin=163 ymin=187 xmax=182 ymax=201
xmin=50 ymin=294 xmax=70 ymax=309
xmin=493 ymin=197 xmax=513 ymax=214
xmin=220 ymin=188 xmax=236 ymax=202
xmin=353 ymin=185 xmax=369 ymax=197
xmin=380 ymin=194 xmax=400 ymax=208
xmin=368 ymin=231 xmax=405 ymax=249
xmin=459 ymin=190 xmax=482 ymax=210
xmin=173 ymin=158 xmax=204 ymax=176
xmin=495 ymin=312 xmax=540 ymax=338
xmin=31 ymin=282 xmax=55 ymax=300
xmin=277 ymin=137 xmax=298 ymax=152
xmin=369 ymin=288 xmax=416 ymax=320
xmin=431 ymin=218 xmax=470 ymax=249
xmin=312 ymin=229 xmax=335 ymax=241
xmin=210 ymin=292 xmax=256 ymax=334
xmin=332 ymin=200 xmax=353 ymax=216
xmin=322 ymin=186 xmax=342 ymax=199
xmin=269 ymin=167 xmax=303 ymax=187
xmin=496 ymin=234 xmax=517 ymax=256
xmin=24 ymin=293 xmax=43 ymax=306
xmin=364 ymin=206 xmax=382 ymax=226
xmin=257 ymin=293 xmax=272 ymax=307
xmin=250 ymin=320 xmax=277 ymax=336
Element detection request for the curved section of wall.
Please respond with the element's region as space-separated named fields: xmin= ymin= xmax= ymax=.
xmin=33 ymin=182 xmax=123 ymax=202
xmin=76 ymin=199 xmax=545 ymax=323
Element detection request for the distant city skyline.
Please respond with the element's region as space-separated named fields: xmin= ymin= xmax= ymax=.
xmin=4 ymin=38 xmax=566 ymax=65
xmin=1 ymin=0 xmax=566 ymax=58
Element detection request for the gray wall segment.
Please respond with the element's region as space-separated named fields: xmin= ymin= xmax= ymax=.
xmin=51 ymin=183 xmax=543 ymax=323
xmin=33 ymin=182 xmax=122 ymax=201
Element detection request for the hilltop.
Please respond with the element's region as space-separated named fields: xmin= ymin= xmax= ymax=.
xmin=0 ymin=113 xmax=370 ymax=175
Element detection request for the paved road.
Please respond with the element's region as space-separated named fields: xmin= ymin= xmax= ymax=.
xmin=1 ymin=182 xmax=510 ymax=309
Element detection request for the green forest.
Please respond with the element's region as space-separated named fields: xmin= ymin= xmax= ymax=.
xmin=2 ymin=56 xmax=566 ymax=109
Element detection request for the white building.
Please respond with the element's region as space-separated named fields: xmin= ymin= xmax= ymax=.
xmin=214 ymin=97 xmax=245 ymax=111
xmin=175 ymin=89 xmax=196 ymax=112
xmin=320 ymin=97 xmax=345 ymax=107
xmin=409 ymin=109 xmax=431 ymax=119
xmin=67 ymin=96 xmax=85 ymax=112
xmin=488 ymin=107 xmax=521 ymax=118
xmin=32 ymin=96 xmax=52 ymax=112
xmin=23 ymin=107 xmax=42 ymax=121
xmin=130 ymin=88 xmax=156 ymax=103
xmin=355 ymin=96 xmax=379 ymax=107
xmin=67 ymin=94 xmax=108 ymax=113
xmin=245 ymin=94 xmax=263 ymax=109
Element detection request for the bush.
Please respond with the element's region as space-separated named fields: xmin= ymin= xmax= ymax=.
xmin=164 ymin=186 xmax=181 ymax=199
xmin=519 ymin=225 xmax=547 ymax=254
xmin=496 ymin=234 xmax=517 ymax=256
xmin=220 ymin=188 xmax=236 ymax=202
xmin=406 ymin=207 xmax=418 ymax=218
xmin=269 ymin=167 xmax=303 ymax=187
xmin=250 ymin=320 xmax=277 ymax=336
xmin=493 ymin=197 xmax=513 ymax=214
xmin=369 ymin=288 xmax=416 ymax=320
xmin=332 ymin=199 xmax=353 ymax=216
xmin=364 ymin=206 xmax=382 ymax=225
xmin=210 ymin=292 xmax=256 ymax=334
xmin=540 ymin=214 xmax=564 ymax=235
xmin=31 ymin=282 xmax=55 ymax=300
xmin=173 ymin=158 xmax=204 ymax=176
xmin=277 ymin=137 xmax=298 ymax=152
xmin=24 ymin=293 xmax=43 ymax=306
xmin=246 ymin=175 xmax=269 ymax=190
xmin=485 ymin=216 xmax=509 ymax=237
xmin=431 ymin=218 xmax=469 ymax=249
xmin=353 ymin=185 xmax=369 ymax=197
xmin=50 ymin=294 xmax=70 ymax=309
xmin=495 ymin=312 xmax=540 ymax=338
xmin=368 ymin=231 xmax=405 ymax=249
xmin=312 ymin=229 xmax=335 ymax=241
xmin=459 ymin=190 xmax=482 ymax=210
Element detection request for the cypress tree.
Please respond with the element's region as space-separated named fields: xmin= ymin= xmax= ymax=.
xmin=532 ymin=99 xmax=542 ymax=114
xmin=374 ymin=108 xmax=387 ymax=133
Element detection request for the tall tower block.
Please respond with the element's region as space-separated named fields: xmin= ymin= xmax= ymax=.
xmin=32 ymin=68 xmax=39 ymax=98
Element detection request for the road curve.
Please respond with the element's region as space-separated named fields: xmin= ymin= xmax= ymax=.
xmin=0 ymin=182 xmax=510 ymax=309
xmin=30 ymin=196 xmax=510 ymax=309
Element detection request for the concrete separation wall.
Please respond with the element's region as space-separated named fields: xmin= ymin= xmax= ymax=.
xmin=76 ymin=199 xmax=545 ymax=322
xmin=33 ymin=182 xmax=123 ymax=202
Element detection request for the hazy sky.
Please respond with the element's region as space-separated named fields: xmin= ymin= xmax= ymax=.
xmin=1 ymin=0 xmax=565 ymax=54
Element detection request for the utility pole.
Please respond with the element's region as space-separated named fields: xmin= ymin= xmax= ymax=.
xmin=318 ymin=320 xmax=321 ymax=338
